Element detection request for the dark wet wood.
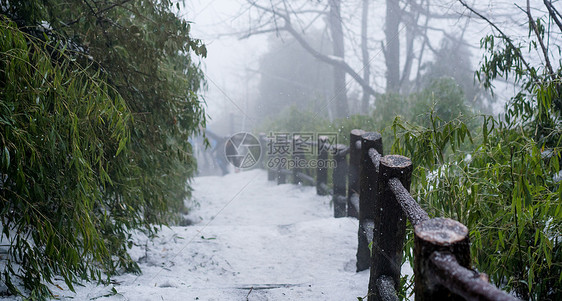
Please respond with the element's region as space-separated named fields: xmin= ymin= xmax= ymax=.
xmin=368 ymin=155 xmax=412 ymax=301
xmin=349 ymin=193 xmax=360 ymax=216
xmin=316 ymin=136 xmax=329 ymax=195
xmin=388 ymin=178 xmax=429 ymax=227
xmin=361 ymin=219 xmax=375 ymax=243
xmin=428 ymin=252 xmax=521 ymax=301
xmin=276 ymin=153 xmax=286 ymax=185
xmin=357 ymin=132 xmax=383 ymax=272
xmin=333 ymin=144 xmax=348 ymax=218
xmin=376 ymin=275 xmax=399 ymax=301
xmin=368 ymin=148 xmax=381 ymax=172
xmin=292 ymin=135 xmax=303 ymax=185
xmin=295 ymin=172 xmax=315 ymax=185
xmin=263 ymin=136 xmax=276 ymax=181
xmin=414 ymin=218 xmax=470 ymax=301
xmin=347 ymin=129 xmax=364 ymax=217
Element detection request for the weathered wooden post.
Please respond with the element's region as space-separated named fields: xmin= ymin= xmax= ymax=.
xmin=261 ymin=135 xmax=275 ymax=181
xmin=276 ymin=150 xmax=286 ymax=185
xmin=292 ymin=135 xmax=303 ymax=185
xmin=332 ymin=144 xmax=348 ymax=218
xmin=272 ymin=134 xmax=286 ymax=185
xmin=267 ymin=149 xmax=276 ymax=182
xmin=258 ymin=133 xmax=269 ymax=169
xmin=368 ymin=155 xmax=412 ymax=301
xmin=347 ymin=129 xmax=364 ymax=218
xmin=357 ymin=132 xmax=383 ymax=272
xmin=418 ymin=225 xmax=519 ymax=301
xmin=316 ymin=135 xmax=329 ymax=195
xmin=414 ymin=218 xmax=470 ymax=301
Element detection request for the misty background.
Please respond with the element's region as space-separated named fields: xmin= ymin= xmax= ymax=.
xmin=183 ymin=0 xmax=556 ymax=174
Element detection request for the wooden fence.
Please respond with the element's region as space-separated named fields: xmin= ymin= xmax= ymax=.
xmin=259 ymin=131 xmax=520 ymax=301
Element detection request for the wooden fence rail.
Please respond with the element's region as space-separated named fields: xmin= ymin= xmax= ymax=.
xmin=261 ymin=130 xmax=519 ymax=301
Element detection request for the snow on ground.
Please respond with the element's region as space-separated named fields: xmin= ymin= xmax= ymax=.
xmin=3 ymin=169 xmax=400 ymax=300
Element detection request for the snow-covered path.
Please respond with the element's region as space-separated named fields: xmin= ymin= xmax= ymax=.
xmin=24 ymin=169 xmax=371 ymax=300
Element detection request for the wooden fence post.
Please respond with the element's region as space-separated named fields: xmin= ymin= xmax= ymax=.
xmin=277 ymin=150 xmax=286 ymax=185
xmin=368 ymin=155 xmax=412 ymax=301
xmin=292 ymin=135 xmax=303 ymax=185
xmin=258 ymin=133 xmax=266 ymax=169
xmin=332 ymin=144 xmax=348 ymax=218
xmin=347 ymin=129 xmax=364 ymax=218
xmin=267 ymin=144 xmax=276 ymax=182
xmin=414 ymin=218 xmax=470 ymax=301
xmin=357 ymin=132 xmax=383 ymax=272
xmin=317 ymin=135 xmax=329 ymax=195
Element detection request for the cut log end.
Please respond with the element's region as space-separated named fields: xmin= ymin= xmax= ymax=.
xmin=414 ymin=218 xmax=472 ymax=300
xmin=351 ymin=129 xmax=366 ymax=136
xmin=361 ymin=132 xmax=382 ymax=142
xmin=415 ymin=218 xmax=468 ymax=246
xmin=380 ymin=155 xmax=411 ymax=169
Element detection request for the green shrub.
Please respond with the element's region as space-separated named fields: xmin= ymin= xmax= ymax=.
xmin=0 ymin=18 xmax=133 ymax=298
xmin=0 ymin=0 xmax=207 ymax=298
xmin=260 ymin=105 xmax=330 ymax=134
xmin=392 ymin=113 xmax=562 ymax=300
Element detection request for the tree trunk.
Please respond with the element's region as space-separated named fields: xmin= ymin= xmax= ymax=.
xmin=329 ymin=0 xmax=349 ymax=117
xmin=361 ymin=0 xmax=371 ymax=112
xmin=385 ymin=0 xmax=401 ymax=93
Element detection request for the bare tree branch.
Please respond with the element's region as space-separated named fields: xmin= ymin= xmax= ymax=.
xmin=238 ymin=28 xmax=280 ymax=39
xmin=414 ymin=23 xmax=480 ymax=50
xmin=283 ymin=23 xmax=376 ymax=97
xmin=457 ymin=0 xmax=538 ymax=82
xmin=543 ymin=0 xmax=562 ymax=35
xmin=244 ymin=0 xmax=377 ymax=98
xmin=524 ymin=0 xmax=554 ymax=76
xmin=407 ymin=0 xmax=463 ymax=19
xmin=400 ymin=3 xmax=422 ymax=88
xmin=414 ymin=0 xmax=431 ymax=91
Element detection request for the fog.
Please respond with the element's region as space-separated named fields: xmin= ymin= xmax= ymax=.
xmin=183 ymin=0 xmax=561 ymax=174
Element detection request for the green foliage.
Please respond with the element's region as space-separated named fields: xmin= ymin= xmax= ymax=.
xmin=264 ymin=77 xmax=471 ymax=145
xmin=0 ymin=18 xmax=132 ymax=298
xmin=411 ymin=78 xmax=471 ymax=126
xmin=373 ymin=77 xmax=474 ymax=151
xmin=0 ymin=0 xmax=206 ymax=298
xmin=392 ymin=114 xmax=562 ymax=300
xmin=260 ymin=105 xmax=330 ymax=134
xmin=372 ymin=93 xmax=411 ymax=130
xmin=375 ymin=78 xmax=471 ymax=127
xmin=421 ymin=37 xmax=490 ymax=113
xmin=391 ymin=4 xmax=562 ymax=299
xmin=34 ymin=0 xmax=207 ymax=225
xmin=331 ymin=115 xmax=377 ymax=146
xmin=262 ymin=105 xmax=379 ymax=146
xmin=263 ymin=77 xmax=473 ymax=192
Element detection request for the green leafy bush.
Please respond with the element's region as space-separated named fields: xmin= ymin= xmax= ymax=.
xmin=392 ymin=113 xmax=562 ymax=300
xmin=0 ymin=18 xmax=133 ymax=298
xmin=260 ymin=105 xmax=329 ymax=134
xmin=390 ymin=5 xmax=562 ymax=296
xmin=0 ymin=0 xmax=206 ymax=298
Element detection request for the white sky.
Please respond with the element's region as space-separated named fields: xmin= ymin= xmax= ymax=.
xmin=180 ymin=0 xmax=558 ymax=130
xmin=182 ymin=0 xmax=268 ymax=131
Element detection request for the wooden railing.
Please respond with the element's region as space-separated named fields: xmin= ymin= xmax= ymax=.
xmin=259 ymin=130 xmax=519 ymax=301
